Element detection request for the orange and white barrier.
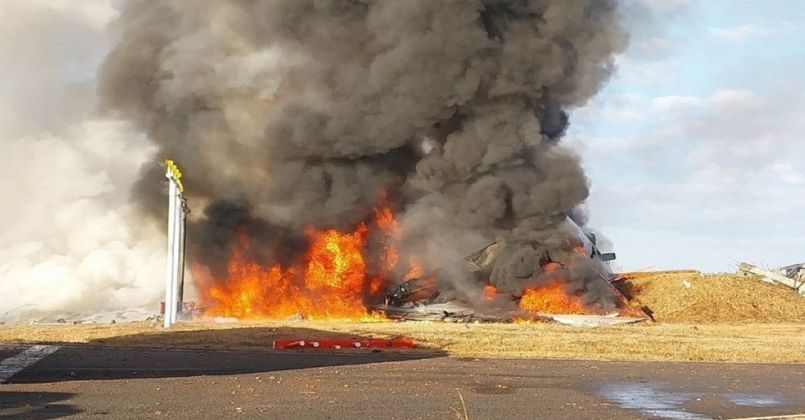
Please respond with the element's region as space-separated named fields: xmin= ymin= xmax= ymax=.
xmin=273 ymin=338 xmax=414 ymax=350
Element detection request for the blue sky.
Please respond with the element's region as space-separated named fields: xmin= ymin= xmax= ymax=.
xmin=567 ymin=0 xmax=805 ymax=271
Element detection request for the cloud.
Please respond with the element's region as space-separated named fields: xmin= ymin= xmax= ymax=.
xmin=614 ymin=56 xmax=676 ymax=85
xmin=630 ymin=36 xmax=674 ymax=58
xmin=573 ymin=82 xmax=805 ymax=270
xmin=650 ymin=95 xmax=704 ymax=113
xmin=633 ymin=0 xmax=690 ymax=14
xmin=569 ymin=2 xmax=805 ymax=271
xmin=770 ymin=164 xmax=805 ymax=186
xmin=571 ymin=93 xmax=647 ymax=126
xmin=650 ymin=90 xmax=760 ymax=114
xmin=681 ymin=89 xmax=787 ymax=182
xmin=709 ymin=89 xmax=762 ymax=109
xmin=710 ymin=24 xmax=774 ymax=43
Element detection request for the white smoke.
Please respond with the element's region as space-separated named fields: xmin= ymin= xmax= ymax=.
xmin=0 ymin=1 xmax=164 ymax=317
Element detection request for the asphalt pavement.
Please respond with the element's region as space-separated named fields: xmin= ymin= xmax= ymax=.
xmin=1 ymin=344 xmax=803 ymax=419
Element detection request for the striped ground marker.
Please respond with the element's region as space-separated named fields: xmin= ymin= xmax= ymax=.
xmin=0 ymin=345 xmax=59 ymax=384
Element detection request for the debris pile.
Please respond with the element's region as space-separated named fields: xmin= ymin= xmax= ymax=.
xmin=0 ymin=309 xmax=159 ymax=326
xmin=738 ymin=262 xmax=805 ymax=295
xmin=381 ymin=225 xmax=648 ymax=324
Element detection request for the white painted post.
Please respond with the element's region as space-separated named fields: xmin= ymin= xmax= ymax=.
xmin=164 ymin=169 xmax=178 ymax=328
xmin=164 ymin=159 xmax=189 ymax=327
xmin=176 ymin=197 xmax=187 ymax=319
xmin=170 ymin=189 xmax=179 ymax=325
xmin=170 ymin=192 xmax=185 ymax=324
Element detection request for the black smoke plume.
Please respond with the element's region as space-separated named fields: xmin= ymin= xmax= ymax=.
xmin=100 ymin=0 xmax=627 ymax=308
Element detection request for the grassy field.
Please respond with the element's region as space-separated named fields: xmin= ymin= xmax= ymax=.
xmin=1 ymin=320 xmax=803 ymax=363
xmin=2 ymin=272 xmax=802 ymax=363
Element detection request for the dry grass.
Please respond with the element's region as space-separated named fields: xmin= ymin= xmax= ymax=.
xmin=618 ymin=271 xmax=805 ymax=323
xmin=1 ymin=320 xmax=803 ymax=363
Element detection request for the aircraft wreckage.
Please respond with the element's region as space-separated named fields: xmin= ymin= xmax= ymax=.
xmin=380 ymin=218 xmax=648 ymax=324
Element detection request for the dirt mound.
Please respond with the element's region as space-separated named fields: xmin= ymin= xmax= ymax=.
xmin=617 ymin=271 xmax=805 ymax=323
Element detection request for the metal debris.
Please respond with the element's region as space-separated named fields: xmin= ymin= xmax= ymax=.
xmin=538 ymin=314 xmax=648 ymax=327
xmin=378 ymin=302 xmax=649 ymax=325
xmin=737 ymin=262 xmax=805 ymax=295
xmin=379 ymin=302 xmax=509 ymax=323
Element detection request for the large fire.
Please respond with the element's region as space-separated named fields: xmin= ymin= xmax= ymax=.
xmin=194 ymin=203 xmax=412 ymax=321
xmin=194 ymin=201 xmax=600 ymax=320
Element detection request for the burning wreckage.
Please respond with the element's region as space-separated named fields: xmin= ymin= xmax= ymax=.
xmin=183 ymin=203 xmax=648 ymax=325
xmin=381 ymin=217 xmax=644 ymax=323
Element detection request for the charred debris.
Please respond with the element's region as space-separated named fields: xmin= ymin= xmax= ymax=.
xmin=738 ymin=262 xmax=805 ymax=295
xmin=380 ymin=217 xmax=646 ymax=323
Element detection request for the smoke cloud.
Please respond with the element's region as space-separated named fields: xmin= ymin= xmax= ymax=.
xmin=0 ymin=122 xmax=164 ymax=317
xmin=100 ymin=0 xmax=627 ymax=309
xmin=0 ymin=1 xmax=165 ymax=319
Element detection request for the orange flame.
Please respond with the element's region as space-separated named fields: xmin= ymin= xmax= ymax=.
xmin=197 ymin=224 xmax=384 ymax=320
xmin=518 ymin=281 xmax=588 ymax=314
xmin=374 ymin=205 xmax=400 ymax=268
xmin=541 ymin=262 xmax=563 ymax=273
xmin=195 ymin=200 xmax=426 ymax=321
xmin=403 ymin=256 xmax=424 ymax=281
xmin=484 ymin=284 xmax=498 ymax=300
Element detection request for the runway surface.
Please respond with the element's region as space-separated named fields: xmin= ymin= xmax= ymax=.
xmin=1 ymin=344 xmax=803 ymax=419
